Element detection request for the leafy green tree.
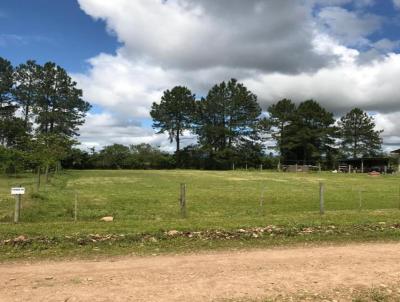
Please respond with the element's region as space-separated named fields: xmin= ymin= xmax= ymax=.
xmin=0 ymin=146 xmax=27 ymax=175
xmin=62 ymin=148 xmax=92 ymax=169
xmin=29 ymin=133 xmax=74 ymax=184
xmin=129 ymin=143 xmax=174 ymax=169
xmin=196 ymin=79 xmax=261 ymax=153
xmin=150 ymin=86 xmax=196 ymax=164
xmin=35 ymin=62 xmax=91 ymax=137
xmin=338 ymin=108 xmax=382 ymax=158
xmin=96 ymin=144 xmax=131 ymax=169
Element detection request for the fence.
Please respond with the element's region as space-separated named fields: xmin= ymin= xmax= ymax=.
xmin=1 ymin=172 xmax=400 ymax=224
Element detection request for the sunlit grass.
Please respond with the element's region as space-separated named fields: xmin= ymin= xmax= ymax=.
xmin=1 ymin=170 xmax=400 ymax=260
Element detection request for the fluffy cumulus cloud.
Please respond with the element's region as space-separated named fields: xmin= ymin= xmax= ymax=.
xmin=78 ymin=112 xmax=195 ymax=152
xmin=316 ymin=6 xmax=381 ymax=46
xmin=75 ymin=0 xmax=400 ymax=150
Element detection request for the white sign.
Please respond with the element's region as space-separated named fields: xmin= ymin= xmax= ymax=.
xmin=11 ymin=187 xmax=25 ymax=195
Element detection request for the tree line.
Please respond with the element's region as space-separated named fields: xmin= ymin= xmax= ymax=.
xmin=62 ymin=79 xmax=384 ymax=171
xmin=1 ymin=55 xmax=383 ymax=173
xmin=0 ymin=57 xmax=90 ymax=180
xmin=149 ymin=79 xmax=383 ymax=170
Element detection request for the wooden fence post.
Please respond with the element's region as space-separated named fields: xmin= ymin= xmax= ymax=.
xmin=358 ymin=188 xmax=362 ymax=211
xmin=14 ymin=194 xmax=21 ymax=223
xmin=74 ymin=192 xmax=78 ymax=222
xmin=398 ymin=185 xmax=400 ymax=210
xmin=260 ymin=188 xmax=265 ymax=207
xmin=36 ymin=166 xmax=41 ymax=192
xmin=180 ymin=183 xmax=187 ymax=218
xmin=319 ymin=182 xmax=325 ymax=215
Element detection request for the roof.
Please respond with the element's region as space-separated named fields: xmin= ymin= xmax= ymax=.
xmin=340 ymin=157 xmax=390 ymax=164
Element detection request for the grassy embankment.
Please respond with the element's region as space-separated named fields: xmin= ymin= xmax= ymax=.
xmin=1 ymin=169 xmax=400 ymax=260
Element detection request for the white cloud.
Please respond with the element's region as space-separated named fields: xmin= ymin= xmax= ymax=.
xmin=394 ymin=0 xmax=400 ymax=9
xmin=317 ymin=6 xmax=381 ymax=47
xmin=74 ymin=0 xmax=400 ymax=151
xmin=73 ymin=54 xmax=170 ymax=119
xmin=246 ymin=53 xmax=400 ymax=114
xmin=375 ymin=111 xmax=400 ymax=148
xmin=78 ymin=0 xmax=328 ymax=73
xmin=78 ymin=112 xmax=196 ymax=151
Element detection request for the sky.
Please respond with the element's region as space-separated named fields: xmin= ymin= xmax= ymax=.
xmin=1 ymin=0 xmax=400 ymax=152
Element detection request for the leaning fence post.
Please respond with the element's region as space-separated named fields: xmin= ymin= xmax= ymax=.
xmin=180 ymin=183 xmax=187 ymax=218
xmin=319 ymin=182 xmax=325 ymax=215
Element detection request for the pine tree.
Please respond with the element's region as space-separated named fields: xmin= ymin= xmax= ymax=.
xmin=0 ymin=57 xmax=24 ymax=147
xmin=14 ymin=60 xmax=41 ymax=131
xmin=34 ymin=62 xmax=91 ymax=137
xmin=267 ymin=99 xmax=296 ymax=159
xmin=196 ymin=79 xmax=261 ymax=153
xmin=150 ymin=86 xmax=196 ymax=164
xmin=283 ymin=100 xmax=337 ymax=163
xmin=338 ymin=108 xmax=382 ymax=158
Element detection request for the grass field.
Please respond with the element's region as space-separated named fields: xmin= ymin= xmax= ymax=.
xmin=1 ymin=169 xmax=400 ymax=260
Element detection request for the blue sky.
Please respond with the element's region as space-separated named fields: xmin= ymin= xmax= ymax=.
xmin=1 ymin=0 xmax=400 ymax=151
xmin=1 ymin=1 xmax=400 ymax=71
xmin=0 ymin=0 xmax=118 ymax=72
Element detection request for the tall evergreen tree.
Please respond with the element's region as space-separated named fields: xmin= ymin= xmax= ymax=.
xmin=35 ymin=62 xmax=91 ymax=137
xmin=284 ymin=100 xmax=336 ymax=163
xmin=14 ymin=60 xmax=41 ymax=131
xmin=338 ymin=108 xmax=382 ymax=158
xmin=196 ymin=79 xmax=261 ymax=153
xmin=0 ymin=57 xmax=24 ymax=147
xmin=150 ymin=86 xmax=196 ymax=163
xmin=266 ymin=99 xmax=296 ymax=159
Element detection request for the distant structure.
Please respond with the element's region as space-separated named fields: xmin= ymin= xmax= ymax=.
xmin=390 ymin=149 xmax=400 ymax=173
xmin=338 ymin=157 xmax=391 ymax=174
xmin=280 ymin=161 xmax=321 ymax=173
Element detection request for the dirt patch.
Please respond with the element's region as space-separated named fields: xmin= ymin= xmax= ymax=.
xmin=1 ymin=242 xmax=400 ymax=301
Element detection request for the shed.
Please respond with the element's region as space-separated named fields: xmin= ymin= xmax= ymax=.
xmin=390 ymin=149 xmax=400 ymax=173
xmin=339 ymin=157 xmax=391 ymax=173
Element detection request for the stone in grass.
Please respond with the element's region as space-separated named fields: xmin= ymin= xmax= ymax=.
xmin=100 ymin=216 xmax=114 ymax=222
xmin=166 ymin=230 xmax=180 ymax=236
xmin=13 ymin=235 xmax=27 ymax=242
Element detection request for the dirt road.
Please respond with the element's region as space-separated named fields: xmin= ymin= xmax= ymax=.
xmin=1 ymin=243 xmax=400 ymax=301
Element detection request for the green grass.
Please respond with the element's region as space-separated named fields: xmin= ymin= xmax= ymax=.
xmin=1 ymin=169 xmax=400 ymax=260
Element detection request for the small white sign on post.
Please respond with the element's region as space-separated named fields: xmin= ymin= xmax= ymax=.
xmin=11 ymin=187 xmax=25 ymax=195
